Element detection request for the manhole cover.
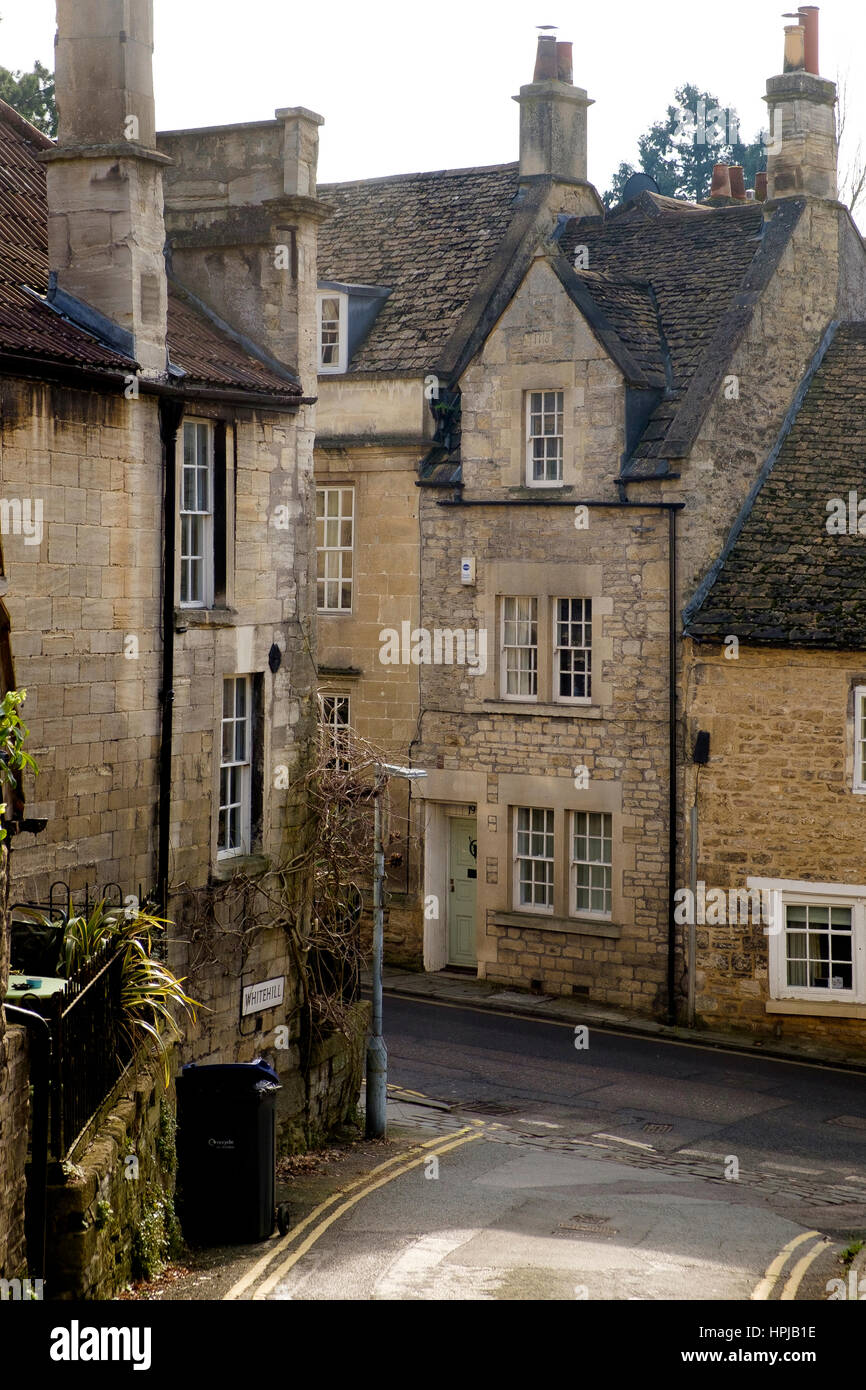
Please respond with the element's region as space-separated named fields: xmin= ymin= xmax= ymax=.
xmin=642 ymin=1123 xmax=673 ymax=1134
xmin=826 ymin=1115 xmax=866 ymax=1130
xmin=558 ymin=1213 xmax=616 ymax=1234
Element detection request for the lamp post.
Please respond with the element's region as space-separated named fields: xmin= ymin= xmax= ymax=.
xmin=366 ymin=762 xmax=427 ymax=1139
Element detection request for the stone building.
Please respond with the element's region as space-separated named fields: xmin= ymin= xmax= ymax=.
xmin=684 ymin=321 xmax=866 ymax=1057
xmin=314 ymin=15 xmax=866 ymax=1055
xmin=0 ymin=0 xmax=346 ymax=1144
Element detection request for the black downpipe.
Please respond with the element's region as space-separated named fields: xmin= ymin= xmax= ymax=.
xmin=3 ymin=1004 xmax=50 ymax=1281
xmin=667 ymin=505 xmax=678 ymax=1025
xmin=158 ymin=400 xmax=184 ymax=920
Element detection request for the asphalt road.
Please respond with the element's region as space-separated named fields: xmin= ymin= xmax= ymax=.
xmin=383 ymin=994 xmax=866 ymax=1179
xmin=250 ymin=996 xmax=866 ymax=1302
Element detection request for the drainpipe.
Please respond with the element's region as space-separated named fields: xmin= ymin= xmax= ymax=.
xmin=688 ymin=802 xmax=698 ymax=1025
xmin=3 ymin=1004 xmax=50 ymax=1282
xmin=667 ymin=505 xmax=679 ymax=1026
xmin=158 ymin=399 xmax=184 ymax=920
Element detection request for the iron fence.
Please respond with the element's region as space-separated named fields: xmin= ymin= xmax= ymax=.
xmin=48 ymin=944 xmax=132 ymax=1158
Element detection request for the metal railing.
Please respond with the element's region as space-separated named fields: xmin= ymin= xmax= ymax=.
xmin=48 ymin=945 xmax=132 ymax=1158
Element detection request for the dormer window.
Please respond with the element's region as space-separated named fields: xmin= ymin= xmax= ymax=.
xmin=317 ymin=291 xmax=348 ymax=374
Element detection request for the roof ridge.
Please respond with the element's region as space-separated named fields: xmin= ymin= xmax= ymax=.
xmin=0 ymin=96 xmax=54 ymax=152
xmin=319 ymin=161 xmax=518 ymax=191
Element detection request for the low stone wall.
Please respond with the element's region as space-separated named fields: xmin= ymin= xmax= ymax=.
xmin=0 ymin=1026 xmax=29 ymax=1279
xmin=275 ymin=999 xmax=370 ymax=1153
xmin=45 ymin=1053 xmax=177 ymax=1301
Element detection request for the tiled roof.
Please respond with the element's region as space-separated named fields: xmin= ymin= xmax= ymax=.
xmin=317 ymin=163 xmax=522 ymax=374
xmin=561 ymin=267 xmax=668 ymax=388
xmin=685 ymin=322 xmax=866 ymax=648
xmin=559 ymin=194 xmax=769 ymax=464
xmin=0 ymin=99 xmax=298 ymax=395
xmin=0 ymin=100 xmax=133 ymax=372
xmin=166 ymin=289 xmax=300 ymax=396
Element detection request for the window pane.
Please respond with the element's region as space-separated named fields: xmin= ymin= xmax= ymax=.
xmin=180 ymin=422 xmax=213 ymax=607
xmin=515 ymin=807 xmax=553 ymax=910
xmin=316 ymin=487 xmax=354 ymax=610
xmin=556 ymin=598 xmax=592 ymax=700
xmin=219 ymin=678 xmax=251 ymax=855
xmin=572 ymin=810 xmax=612 ymax=915
xmin=785 ymin=902 xmax=854 ymax=994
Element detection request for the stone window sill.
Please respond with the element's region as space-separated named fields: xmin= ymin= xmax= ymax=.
xmin=213 ymin=853 xmax=270 ymax=882
xmin=176 ymin=606 xmax=239 ymax=631
xmin=481 ymin=701 xmax=603 ymax=719
xmin=493 ymin=911 xmax=621 ymax=939
xmin=765 ymin=998 xmax=866 ymax=1020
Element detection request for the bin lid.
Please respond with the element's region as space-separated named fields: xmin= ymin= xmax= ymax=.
xmin=179 ymin=1057 xmax=281 ymax=1088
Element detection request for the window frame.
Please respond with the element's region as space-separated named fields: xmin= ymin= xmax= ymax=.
xmin=752 ymin=877 xmax=866 ymax=1005
xmin=317 ymin=290 xmax=349 ymax=374
xmin=512 ymin=806 xmax=555 ymax=916
xmin=320 ymin=691 xmax=352 ymax=771
xmin=571 ymin=809 xmax=613 ymax=919
xmin=218 ymin=675 xmax=252 ymax=860
xmin=500 ymin=595 xmax=538 ymax=702
xmin=553 ymin=597 xmax=592 ymax=705
xmin=854 ymin=686 xmax=866 ymax=793
xmin=179 ymin=418 xmax=215 ymax=609
xmin=316 ymin=485 xmax=355 ymax=613
xmin=525 ymin=388 xmax=564 ymax=488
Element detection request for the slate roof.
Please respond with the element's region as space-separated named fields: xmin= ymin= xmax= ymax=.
xmin=559 ymin=193 xmax=772 ymax=468
xmin=684 ymin=322 xmax=866 ymax=648
xmin=317 ymin=163 xmax=521 ymax=374
xmin=0 ymin=98 xmax=300 ymax=396
xmin=318 ymin=170 xmax=791 ymax=475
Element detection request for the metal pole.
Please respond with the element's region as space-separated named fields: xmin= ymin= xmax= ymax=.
xmin=365 ymin=778 xmax=387 ymax=1138
xmin=688 ymin=802 xmax=698 ymax=1027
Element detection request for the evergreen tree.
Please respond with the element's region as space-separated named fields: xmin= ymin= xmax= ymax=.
xmin=0 ymin=59 xmax=57 ymax=137
xmin=603 ymin=84 xmax=765 ymax=209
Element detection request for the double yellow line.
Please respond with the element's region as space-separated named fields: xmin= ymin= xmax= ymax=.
xmin=751 ymin=1231 xmax=830 ymax=1300
xmin=224 ymin=1124 xmax=485 ymax=1302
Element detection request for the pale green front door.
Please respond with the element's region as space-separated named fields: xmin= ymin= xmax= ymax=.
xmin=448 ymin=817 xmax=477 ymax=967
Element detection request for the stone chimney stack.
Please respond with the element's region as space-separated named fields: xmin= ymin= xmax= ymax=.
xmin=158 ymin=106 xmax=326 ymax=390
xmin=765 ymin=6 xmax=837 ymax=201
xmin=513 ymin=33 xmax=593 ymax=187
xmin=39 ymin=0 xmax=170 ymax=376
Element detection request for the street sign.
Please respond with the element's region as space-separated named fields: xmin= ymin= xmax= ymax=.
xmin=241 ymin=976 xmax=285 ymax=1016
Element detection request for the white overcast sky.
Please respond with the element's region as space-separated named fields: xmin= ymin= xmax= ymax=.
xmin=1 ymin=0 xmax=864 ymax=198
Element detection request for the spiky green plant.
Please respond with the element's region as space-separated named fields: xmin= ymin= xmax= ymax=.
xmin=25 ymin=901 xmax=200 ymax=1082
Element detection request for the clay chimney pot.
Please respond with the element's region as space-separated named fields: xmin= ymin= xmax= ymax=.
xmin=783 ymin=23 xmax=806 ymax=72
xmin=533 ymin=34 xmax=558 ymax=81
xmin=555 ymin=41 xmax=573 ymax=84
xmin=728 ymin=164 xmax=746 ymax=199
xmin=798 ymin=5 xmax=820 ymax=75
xmin=710 ymin=163 xmax=733 ymax=199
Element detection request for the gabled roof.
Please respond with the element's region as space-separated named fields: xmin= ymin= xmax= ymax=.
xmin=684 ymin=321 xmax=866 ymax=649
xmin=317 ymin=163 xmax=521 ymax=374
xmin=548 ymin=258 xmax=668 ymax=389
xmin=0 ymin=98 xmax=300 ymax=397
xmin=559 ymin=192 xmax=797 ymax=472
